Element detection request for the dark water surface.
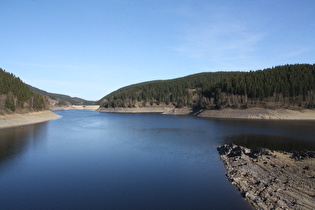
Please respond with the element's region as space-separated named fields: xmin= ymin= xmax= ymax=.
xmin=0 ymin=110 xmax=314 ymax=209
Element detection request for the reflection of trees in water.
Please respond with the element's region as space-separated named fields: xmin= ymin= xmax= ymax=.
xmin=0 ymin=123 xmax=47 ymax=164
xmin=225 ymin=134 xmax=315 ymax=152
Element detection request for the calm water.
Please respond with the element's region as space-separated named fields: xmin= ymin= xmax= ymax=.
xmin=0 ymin=110 xmax=315 ymax=209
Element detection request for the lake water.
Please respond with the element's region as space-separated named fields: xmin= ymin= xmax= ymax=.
xmin=0 ymin=110 xmax=315 ymax=209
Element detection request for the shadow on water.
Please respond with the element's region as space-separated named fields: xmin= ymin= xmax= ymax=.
xmin=212 ymin=118 xmax=315 ymax=151
xmin=0 ymin=123 xmax=47 ymax=165
xmin=216 ymin=119 xmax=315 ymax=139
xmin=225 ymin=134 xmax=315 ymax=152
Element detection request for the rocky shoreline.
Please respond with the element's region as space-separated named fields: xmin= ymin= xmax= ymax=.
xmin=217 ymin=144 xmax=315 ymax=209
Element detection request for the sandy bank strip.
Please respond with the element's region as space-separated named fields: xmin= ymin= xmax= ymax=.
xmin=97 ymin=107 xmax=192 ymax=115
xmin=198 ymin=108 xmax=315 ymax=120
xmin=51 ymin=105 xmax=100 ymax=111
xmin=98 ymin=107 xmax=315 ymax=120
xmin=218 ymin=144 xmax=315 ymax=210
xmin=0 ymin=111 xmax=61 ymax=129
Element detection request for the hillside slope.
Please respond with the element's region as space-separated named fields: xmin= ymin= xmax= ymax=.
xmin=28 ymin=85 xmax=96 ymax=107
xmin=100 ymin=72 xmax=238 ymax=109
xmin=0 ymin=68 xmax=47 ymax=114
xmin=204 ymin=64 xmax=315 ymax=109
xmin=99 ymin=64 xmax=315 ymax=111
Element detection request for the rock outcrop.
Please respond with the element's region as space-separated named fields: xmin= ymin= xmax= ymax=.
xmin=217 ymin=144 xmax=315 ymax=210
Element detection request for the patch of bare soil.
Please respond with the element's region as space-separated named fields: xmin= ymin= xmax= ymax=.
xmin=217 ymin=144 xmax=315 ymax=210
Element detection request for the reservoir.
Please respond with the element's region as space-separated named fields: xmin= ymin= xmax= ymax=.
xmin=0 ymin=110 xmax=314 ymax=209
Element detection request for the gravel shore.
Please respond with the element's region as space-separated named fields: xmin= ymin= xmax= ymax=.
xmin=217 ymin=144 xmax=315 ymax=210
xmin=0 ymin=111 xmax=60 ymax=129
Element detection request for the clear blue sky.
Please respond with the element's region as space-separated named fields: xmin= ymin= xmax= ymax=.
xmin=1 ymin=0 xmax=314 ymax=100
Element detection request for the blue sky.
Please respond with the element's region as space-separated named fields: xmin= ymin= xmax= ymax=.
xmin=1 ymin=0 xmax=315 ymax=100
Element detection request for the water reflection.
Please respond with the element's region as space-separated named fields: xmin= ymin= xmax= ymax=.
xmin=225 ymin=134 xmax=315 ymax=151
xmin=216 ymin=119 xmax=315 ymax=142
xmin=0 ymin=123 xmax=47 ymax=164
xmin=211 ymin=119 xmax=315 ymax=151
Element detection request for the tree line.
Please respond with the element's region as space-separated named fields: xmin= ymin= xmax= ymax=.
xmin=100 ymin=64 xmax=315 ymax=110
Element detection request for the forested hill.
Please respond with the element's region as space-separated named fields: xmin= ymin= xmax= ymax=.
xmin=203 ymin=64 xmax=315 ymax=109
xmin=100 ymin=72 xmax=239 ymax=108
xmin=100 ymin=64 xmax=315 ymax=110
xmin=0 ymin=68 xmax=47 ymax=114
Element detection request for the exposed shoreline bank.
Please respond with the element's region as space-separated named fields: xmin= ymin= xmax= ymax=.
xmin=0 ymin=111 xmax=61 ymax=129
xmin=217 ymin=144 xmax=315 ymax=209
xmin=97 ymin=107 xmax=193 ymax=115
xmin=97 ymin=107 xmax=315 ymax=120
xmin=50 ymin=105 xmax=100 ymax=111
xmin=198 ymin=108 xmax=315 ymax=120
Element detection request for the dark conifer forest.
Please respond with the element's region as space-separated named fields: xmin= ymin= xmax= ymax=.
xmin=0 ymin=68 xmax=47 ymax=113
xmin=100 ymin=64 xmax=315 ymax=110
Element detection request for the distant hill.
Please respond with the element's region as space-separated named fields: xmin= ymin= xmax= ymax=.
xmin=100 ymin=64 xmax=315 ymax=110
xmin=0 ymin=68 xmax=47 ymax=114
xmin=28 ymin=85 xmax=96 ymax=106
